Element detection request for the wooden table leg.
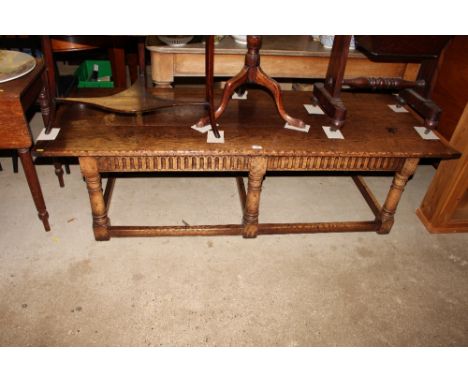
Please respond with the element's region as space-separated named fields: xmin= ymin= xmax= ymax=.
xmin=18 ymin=148 xmax=50 ymax=232
xmin=80 ymin=157 xmax=110 ymax=241
xmin=243 ymin=157 xmax=267 ymax=238
xmin=378 ymin=158 xmax=419 ymax=234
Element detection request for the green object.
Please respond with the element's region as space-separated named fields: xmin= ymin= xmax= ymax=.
xmin=75 ymin=60 xmax=114 ymax=88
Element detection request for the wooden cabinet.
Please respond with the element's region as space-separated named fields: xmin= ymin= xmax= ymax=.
xmin=417 ymin=104 xmax=468 ymax=232
xmin=416 ymin=36 xmax=468 ymax=233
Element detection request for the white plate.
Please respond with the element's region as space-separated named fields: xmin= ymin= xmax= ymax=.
xmin=0 ymin=50 xmax=36 ymax=83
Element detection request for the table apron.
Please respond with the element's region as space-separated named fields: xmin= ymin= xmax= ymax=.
xmin=94 ymin=155 xmax=406 ymax=172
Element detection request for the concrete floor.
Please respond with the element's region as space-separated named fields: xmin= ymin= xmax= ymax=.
xmin=0 ymin=114 xmax=467 ymax=346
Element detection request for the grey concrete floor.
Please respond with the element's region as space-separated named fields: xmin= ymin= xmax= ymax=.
xmin=0 ymin=113 xmax=467 ymax=346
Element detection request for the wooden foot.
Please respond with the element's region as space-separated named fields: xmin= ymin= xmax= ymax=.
xmin=256 ymin=67 xmax=305 ymax=127
xmin=398 ymin=89 xmax=442 ymax=129
xmin=18 ymin=148 xmax=50 ymax=231
xmin=378 ymin=158 xmax=419 ymax=234
xmin=243 ymin=158 xmax=267 ymax=238
xmin=80 ymin=157 xmax=110 ymax=241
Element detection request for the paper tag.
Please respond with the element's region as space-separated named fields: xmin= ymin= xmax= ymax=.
xmin=252 ymin=145 xmax=263 ymax=150
xmin=414 ymin=126 xmax=439 ymax=140
xmin=36 ymin=128 xmax=60 ymax=141
xmin=191 ymin=124 xmax=213 ymax=134
xmin=207 ymin=130 xmax=224 ymax=143
xmin=322 ymin=126 xmax=344 ymax=139
xmin=388 ymin=104 xmax=409 ymax=113
xmin=304 ymin=104 xmax=325 ymax=115
xmin=232 ymin=90 xmax=248 ymax=100
xmin=284 ymin=123 xmax=310 ymax=133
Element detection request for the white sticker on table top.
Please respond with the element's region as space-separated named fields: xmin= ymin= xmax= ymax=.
xmin=414 ymin=126 xmax=439 ymax=140
xmin=322 ymin=126 xmax=344 ymax=139
xmin=304 ymin=104 xmax=325 ymax=115
xmin=284 ymin=123 xmax=310 ymax=133
xmin=251 ymin=145 xmax=263 ymax=150
xmin=191 ymin=124 xmax=214 ymax=134
xmin=36 ymin=128 xmax=61 ymax=141
xmin=232 ymin=90 xmax=248 ymax=100
xmin=388 ymin=104 xmax=409 ymax=113
xmin=207 ymin=130 xmax=224 ymax=144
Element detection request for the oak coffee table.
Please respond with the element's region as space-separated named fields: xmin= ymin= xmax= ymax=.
xmin=34 ymin=88 xmax=458 ymax=240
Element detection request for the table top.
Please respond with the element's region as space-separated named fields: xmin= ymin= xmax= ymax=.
xmin=34 ymin=87 xmax=458 ymax=161
xmin=146 ymin=35 xmax=366 ymax=58
xmin=0 ymin=59 xmax=45 ymax=149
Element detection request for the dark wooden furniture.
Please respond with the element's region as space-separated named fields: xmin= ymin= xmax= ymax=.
xmin=0 ymin=60 xmax=51 ymax=231
xmin=40 ymin=35 xmax=148 ymax=185
xmin=41 ymin=35 xmax=146 ymax=96
xmin=196 ymin=35 xmax=305 ymax=129
xmin=34 ymin=88 xmax=458 ymax=240
xmin=417 ymin=103 xmax=468 ymax=233
xmin=415 ymin=36 xmax=468 ymax=233
xmin=146 ymin=35 xmax=420 ymax=88
xmin=313 ymin=36 xmax=451 ymax=130
xmin=431 ymin=36 xmax=468 ymax=141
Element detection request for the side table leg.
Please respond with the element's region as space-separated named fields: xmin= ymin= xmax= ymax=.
xmin=54 ymin=162 xmax=65 ymax=187
xmin=80 ymin=157 xmax=110 ymax=241
xmin=18 ymin=148 xmax=50 ymax=232
xmin=243 ymin=157 xmax=267 ymax=238
xmin=378 ymin=158 xmax=419 ymax=234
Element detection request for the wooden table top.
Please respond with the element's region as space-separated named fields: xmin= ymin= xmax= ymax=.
xmin=0 ymin=59 xmax=45 ymax=149
xmin=34 ymin=88 xmax=459 ymax=160
xmin=146 ymin=35 xmax=366 ymax=58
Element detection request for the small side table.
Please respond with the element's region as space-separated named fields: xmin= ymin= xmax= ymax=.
xmin=0 ymin=59 xmax=51 ymax=231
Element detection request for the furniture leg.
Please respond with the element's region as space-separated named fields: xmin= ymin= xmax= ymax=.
xmin=378 ymin=158 xmax=419 ymax=234
xmin=18 ymin=148 xmax=50 ymax=231
xmin=197 ymin=35 xmax=305 ymax=128
xmin=108 ymin=43 xmax=127 ymax=88
xmin=80 ymin=157 xmax=110 ymax=241
xmin=312 ymin=35 xmax=351 ymax=129
xmin=39 ymin=70 xmax=52 ymax=132
xmin=243 ymin=157 xmax=267 ymax=238
xmin=54 ymin=162 xmax=65 ymax=187
xmin=196 ymin=66 xmax=249 ymax=127
xmin=256 ymin=67 xmax=305 ymax=127
xmin=204 ymin=36 xmax=220 ymax=138
xmin=12 ymin=150 xmax=19 ymax=173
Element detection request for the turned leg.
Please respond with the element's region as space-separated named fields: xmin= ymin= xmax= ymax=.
xmin=378 ymin=158 xmax=419 ymax=234
xmin=79 ymin=157 xmax=110 ymax=241
xmin=39 ymin=71 xmax=53 ymax=133
xmin=243 ymin=157 xmax=267 ymax=238
xmin=18 ymin=148 xmax=50 ymax=232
